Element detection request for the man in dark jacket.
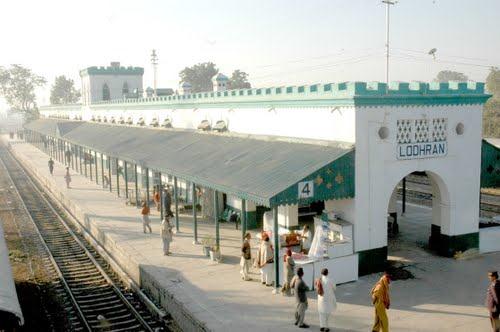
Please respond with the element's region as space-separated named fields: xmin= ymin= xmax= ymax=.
xmin=291 ymin=267 xmax=309 ymax=328
xmin=163 ymin=187 xmax=173 ymax=217
xmin=486 ymin=271 xmax=500 ymax=332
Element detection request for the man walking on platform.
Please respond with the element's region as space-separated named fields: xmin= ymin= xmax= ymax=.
xmin=163 ymin=186 xmax=173 ymax=217
xmin=160 ymin=217 xmax=173 ymax=255
xmin=48 ymin=158 xmax=54 ymax=175
xmin=141 ymin=202 xmax=152 ymax=233
xmin=371 ymin=273 xmax=391 ymax=332
xmin=64 ymin=167 xmax=71 ymax=188
xmin=291 ymin=267 xmax=309 ymax=328
xmin=486 ymin=271 xmax=500 ymax=332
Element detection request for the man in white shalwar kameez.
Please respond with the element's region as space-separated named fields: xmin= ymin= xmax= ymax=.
xmin=256 ymin=234 xmax=274 ymax=286
xmin=316 ymin=268 xmax=337 ymax=331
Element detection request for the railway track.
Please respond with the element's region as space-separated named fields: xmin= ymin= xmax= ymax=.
xmin=0 ymin=146 xmax=170 ymax=332
xmin=401 ymin=175 xmax=500 ymax=216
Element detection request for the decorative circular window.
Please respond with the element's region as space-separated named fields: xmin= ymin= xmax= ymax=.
xmin=456 ymin=123 xmax=464 ymax=135
xmin=378 ymin=126 xmax=389 ymax=139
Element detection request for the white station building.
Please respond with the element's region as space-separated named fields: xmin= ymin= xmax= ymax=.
xmin=28 ymin=64 xmax=495 ymax=281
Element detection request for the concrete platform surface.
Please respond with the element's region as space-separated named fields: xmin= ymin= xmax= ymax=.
xmin=5 ymin=137 xmax=500 ymax=332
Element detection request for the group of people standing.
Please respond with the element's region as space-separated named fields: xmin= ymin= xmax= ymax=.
xmin=240 ymin=229 xmax=338 ymax=330
xmin=140 ymin=201 xmax=174 ymax=256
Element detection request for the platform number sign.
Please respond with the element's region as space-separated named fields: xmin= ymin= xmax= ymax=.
xmin=298 ymin=181 xmax=314 ymax=199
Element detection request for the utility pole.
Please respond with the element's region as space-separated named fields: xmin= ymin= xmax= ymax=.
xmin=151 ymin=49 xmax=158 ymax=97
xmin=383 ymin=0 xmax=397 ymax=94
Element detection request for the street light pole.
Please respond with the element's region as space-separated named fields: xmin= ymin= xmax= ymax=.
xmin=383 ymin=0 xmax=397 ymax=93
xmin=151 ymin=49 xmax=158 ymax=97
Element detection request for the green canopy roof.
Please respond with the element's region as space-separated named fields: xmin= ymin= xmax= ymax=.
xmin=25 ymin=119 xmax=355 ymax=207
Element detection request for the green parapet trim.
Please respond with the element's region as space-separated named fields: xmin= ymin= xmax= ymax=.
xmin=358 ymin=246 xmax=388 ymax=276
xmin=39 ymin=81 xmax=491 ymax=112
xmin=80 ymin=66 xmax=144 ymax=76
xmin=270 ymin=149 xmax=355 ymax=207
xmin=435 ymin=232 xmax=479 ymax=257
xmin=224 ymin=203 xmax=258 ymax=229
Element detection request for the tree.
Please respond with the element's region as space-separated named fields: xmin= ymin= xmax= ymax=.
xmin=0 ymin=64 xmax=46 ymax=121
xmin=179 ymin=62 xmax=218 ymax=93
xmin=50 ymin=75 xmax=80 ymax=104
xmin=484 ymin=67 xmax=500 ymax=137
xmin=228 ymin=70 xmax=251 ymax=89
xmin=434 ymin=70 xmax=469 ymax=82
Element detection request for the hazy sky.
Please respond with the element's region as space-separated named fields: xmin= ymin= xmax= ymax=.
xmin=0 ymin=0 xmax=499 ymax=106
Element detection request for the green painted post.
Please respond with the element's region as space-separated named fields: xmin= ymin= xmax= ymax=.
xmin=159 ymin=172 xmax=163 ymax=221
xmin=94 ymin=151 xmax=98 ymax=184
xmin=124 ymin=161 xmax=129 ymax=199
xmin=89 ymin=149 xmax=93 ymax=181
xmin=101 ymin=153 xmax=105 ymax=188
xmin=135 ymin=164 xmax=139 ymax=208
xmin=215 ymin=190 xmax=220 ymax=247
xmin=192 ymin=182 xmax=198 ymax=243
xmin=145 ymin=168 xmax=150 ymax=205
xmin=241 ymin=199 xmax=247 ymax=240
xmin=273 ymin=206 xmax=280 ymax=290
xmin=84 ymin=148 xmax=88 ymax=177
xmin=108 ymin=156 xmax=112 ymax=193
xmin=116 ymin=158 xmax=120 ymax=197
xmin=79 ymin=146 xmax=82 ymax=174
xmin=174 ymin=177 xmax=179 ymax=232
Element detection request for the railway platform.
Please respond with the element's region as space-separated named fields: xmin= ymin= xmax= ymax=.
xmin=3 ymin=136 xmax=500 ymax=332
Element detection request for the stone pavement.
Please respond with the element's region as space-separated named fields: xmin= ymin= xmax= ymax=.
xmin=4 ymin=137 xmax=500 ymax=331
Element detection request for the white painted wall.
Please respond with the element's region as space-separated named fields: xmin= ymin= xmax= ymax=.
xmin=278 ymin=205 xmax=298 ymax=228
xmin=226 ymin=195 xmax=256 ymax=211
xmin=42 ymin=106 xmax=356 ymax=142
xmin=324 ymin=198 xmax=355 ymax=223
xmin=479 ymin=227 xmax=500 ymax=253
xmin=354 ymin=104 xmax=483 ymax=252
xmin=81 ymin=74 xmax=143 ymax=105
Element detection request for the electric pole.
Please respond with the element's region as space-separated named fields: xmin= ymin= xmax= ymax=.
xmin=150 ymin=49 xmax=158 ymax=97
xmin=382 ymin=0 xmax=397 ymax=93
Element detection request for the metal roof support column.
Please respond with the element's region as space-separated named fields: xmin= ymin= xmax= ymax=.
xmin=94 ymin=151 xmax=98 ymax=184
xmin=174 ymin=177 xmax=179 ymax=232
xmin=79 ymin=146 xmax=82 ymax=174
xmin=116 ymin=158 xmax=120 ymax=197
xmin=241 ymin=199 xmax=247 ymax=240
xmin=100 ymin=153 xmax=104 ymax=188
xmin=192 ymin=182 xmax=198 ymax=244
xmin=214 ymin=190 xmax=220 ymax=248
xmin=84 ymin=147 xmax=88 ymax=178
xmin=145 ymin=168 xmax=150 ymax=205
xmin=135 ymin=164 xmax=139 ymax=208
xmin=159 ymin=172 xmax=163 ymax=221
xmin=124 ymin=161 xmax=128 ymax=200
xmin=273 ymin=206 xmax=280 ymax=292
xmin=108 ymin=156 xmax=112 ymax=193
xmin=71 ymin=144 xmax=75 ymax=170
xmin=89 ymin=149 xmax=93 ymax=181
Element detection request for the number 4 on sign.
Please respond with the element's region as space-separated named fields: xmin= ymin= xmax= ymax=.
xmin=298 ymin=181 xmax=314 ymax=199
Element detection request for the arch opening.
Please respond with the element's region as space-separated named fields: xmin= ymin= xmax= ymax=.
xmin=385 ymin=170 xmax=451 ymax=269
